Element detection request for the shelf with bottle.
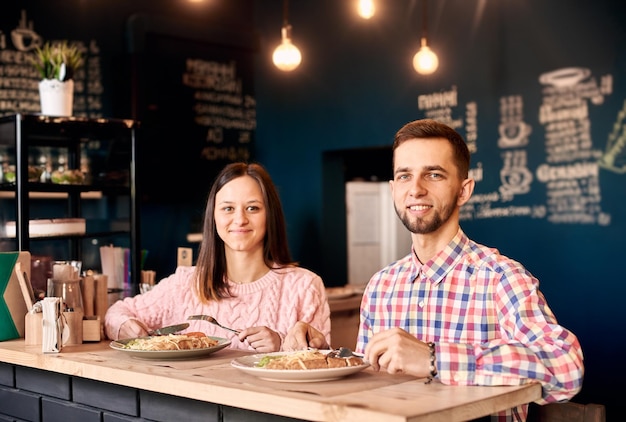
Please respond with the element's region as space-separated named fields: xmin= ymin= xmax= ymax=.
xmin=0 ymin=139 xmax=130 ymax=191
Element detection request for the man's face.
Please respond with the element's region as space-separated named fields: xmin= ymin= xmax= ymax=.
xmin=390 ymin=138 xmax=470 ymax=235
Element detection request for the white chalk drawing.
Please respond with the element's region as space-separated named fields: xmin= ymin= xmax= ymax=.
xmin=497 ymin=95 xmax=533 ymax=202
xmin=10 ymin=10 xmax=41 ymax=52
xmin=539 ymin=67 xmax=591 ymax=89
xmin=499 ymin=150 xmax=533 ymax=200
xmin=598 ymin=99 xmax=626 ymax=173
xmin=498 ymin=95 xmax=532 ymax=149
xmin=498 ymin=121 xmax=531 ymax=148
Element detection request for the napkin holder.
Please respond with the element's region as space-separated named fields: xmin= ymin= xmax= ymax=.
xmin=42 ymin=297 xmax=64 ymax=353
xmin=26 ymin=311 xmax=101 ymax=344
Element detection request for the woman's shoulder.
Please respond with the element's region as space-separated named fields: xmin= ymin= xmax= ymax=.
xmin=159 ymin=266 xmax=197 ymax=286
xmin=270 ymin=265 xmax=323 ymax=283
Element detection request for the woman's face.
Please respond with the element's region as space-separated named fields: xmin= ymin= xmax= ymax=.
xmin=214 ymin=175 xmax=267 ymax=254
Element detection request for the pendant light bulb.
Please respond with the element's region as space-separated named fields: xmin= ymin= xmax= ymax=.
xmin=413 ymin=37 xmax=439 ymax=75
xmin=273 ymin=25 xmax=302 ymax=72
xmin=357 ymin=0 xmax=375 ymax=19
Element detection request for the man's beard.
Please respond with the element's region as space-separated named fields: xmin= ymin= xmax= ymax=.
xmin=395 ymin=202 xmax=455 ymax=234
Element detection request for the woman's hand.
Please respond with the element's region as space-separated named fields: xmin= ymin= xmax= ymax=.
xmin=238 ymin=326 xmax=281 ymax=352
xmin=117 ymin=319 xmax=150 ymax=340
xmin=282 ymin=321 xmax=330 ymax=351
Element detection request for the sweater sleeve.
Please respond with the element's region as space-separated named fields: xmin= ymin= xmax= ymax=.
xmin=269 ymin=268 xmax=331 ymax=351
xmin=296 ymin=273 xmax=332 ymax=348
xmin=104 ymin=267 xmax=195 ymax=340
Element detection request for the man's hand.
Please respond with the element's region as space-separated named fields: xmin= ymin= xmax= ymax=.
xmin=364 ymin=328 xmax=431 ymax=377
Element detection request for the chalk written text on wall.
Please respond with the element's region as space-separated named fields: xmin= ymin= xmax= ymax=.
xmin=537 ymin=67 xmax=612 ymax=224
xmin=0 ymin=10 xmax=104 ymax=118
xmin=417 ymin=84 xmax=485 ymax=188
xmin=417 ymin=67 xmax=620 ymax=226
xmin=182 ymin=57 xmax=256 ymax=163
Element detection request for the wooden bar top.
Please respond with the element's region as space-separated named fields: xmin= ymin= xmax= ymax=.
xmin=0 ymin=339 xmax=541 ymax=422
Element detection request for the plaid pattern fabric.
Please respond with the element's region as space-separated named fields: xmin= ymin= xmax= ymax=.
xmin=356 ymin=229 xmax=583 ymax=422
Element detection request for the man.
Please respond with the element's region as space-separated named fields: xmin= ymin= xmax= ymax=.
xmin=285 ymin=119 xmax=584 ymax=421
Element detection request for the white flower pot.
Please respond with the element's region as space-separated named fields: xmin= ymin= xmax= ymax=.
xmin=39 ymin=79 xmax=74 ymax=116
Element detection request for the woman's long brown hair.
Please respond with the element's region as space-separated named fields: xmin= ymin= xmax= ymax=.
xmin=194 ymin=162 xmax=296 ymax=302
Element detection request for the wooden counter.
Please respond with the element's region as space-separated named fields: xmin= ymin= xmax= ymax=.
xmin=0 ymin=339 xmax=541 ymax=422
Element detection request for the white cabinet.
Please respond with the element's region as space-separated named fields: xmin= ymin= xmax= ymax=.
xmin=345 ymin=181 xmax=412 ymax=286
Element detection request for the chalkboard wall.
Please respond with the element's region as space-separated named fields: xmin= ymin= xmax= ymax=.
xmin=127 ymin=13 xmax=257 ymax=205
xmin=1 ymin=0 xmax=625 ymax=418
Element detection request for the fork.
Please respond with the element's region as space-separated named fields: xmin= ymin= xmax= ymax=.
xmin=327 ymin=347 xmax=358 ymax=358
xmin=187 ymin=315 xmax=241 ymax=334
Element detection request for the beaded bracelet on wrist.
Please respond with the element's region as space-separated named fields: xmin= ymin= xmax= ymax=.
xmin=425 ymin=342 xmax=437 ymax=384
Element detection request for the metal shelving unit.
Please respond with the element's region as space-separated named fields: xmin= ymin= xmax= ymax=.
xmin=0 ymin=114 xmax=141 ymax=290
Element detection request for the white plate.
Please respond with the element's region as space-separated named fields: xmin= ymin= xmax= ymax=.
xmin=110 ymin=336 xmax=231 ymax=359
xmin=230 ymin=351 xmax=370 ymax=382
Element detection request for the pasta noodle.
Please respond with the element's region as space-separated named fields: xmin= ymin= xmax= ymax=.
xmin=258 ymin=351 xmax=364 ymax=370
xmin=122 ymin=334 xmax=218 ymax=351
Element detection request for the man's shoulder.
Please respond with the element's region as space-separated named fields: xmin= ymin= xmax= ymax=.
xmin=464 ymin=240 xmax=531 ymax=277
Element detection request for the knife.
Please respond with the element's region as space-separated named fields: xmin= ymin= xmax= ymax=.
xmin=148 ymin=323 xmax=190 ymax=336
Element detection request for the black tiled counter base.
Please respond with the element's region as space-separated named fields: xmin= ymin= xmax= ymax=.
xmin=0 ymin=363 xmax=305 ymax=422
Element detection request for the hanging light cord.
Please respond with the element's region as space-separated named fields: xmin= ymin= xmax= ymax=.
xmin=283 ymin=0 xmax=289 ymax=27
xmin=421 ymin=0 xmax=428 ymax=41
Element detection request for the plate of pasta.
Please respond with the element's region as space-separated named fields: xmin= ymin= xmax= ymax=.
xmin=230 ymin=350 xmax=370 ymax=382
xmin=110 ymin=333 xmax=231 ymax=359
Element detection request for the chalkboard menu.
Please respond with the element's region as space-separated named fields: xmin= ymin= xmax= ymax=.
xmin=415 ymin=69 xmax=618 ymax=228
xmin=127 ymin=14 xmax=258 ymax=204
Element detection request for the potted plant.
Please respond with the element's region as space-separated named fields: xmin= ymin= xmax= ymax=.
xmin=32 ymin=41 xmax=84 ymax=116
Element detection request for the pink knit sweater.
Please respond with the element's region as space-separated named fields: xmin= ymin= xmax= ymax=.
xmin=104 ymin=265 xmax=331 ymax=351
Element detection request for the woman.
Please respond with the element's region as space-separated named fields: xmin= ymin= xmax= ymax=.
xmin=105 ymin=162 xmax=331 ymax=352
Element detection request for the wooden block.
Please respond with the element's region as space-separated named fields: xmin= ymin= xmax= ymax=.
xmin=24 ymin=312 xmax=43 ymax=345
xmin=82 ymin=316 xmax=101 ymax=342
xmin=81 ymin=275 xmax=95 ymax=317
xmin=62 ymin=311 xmax=83 ymax=345
xmin=94 ymin=274 xmax=109 ymax=324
